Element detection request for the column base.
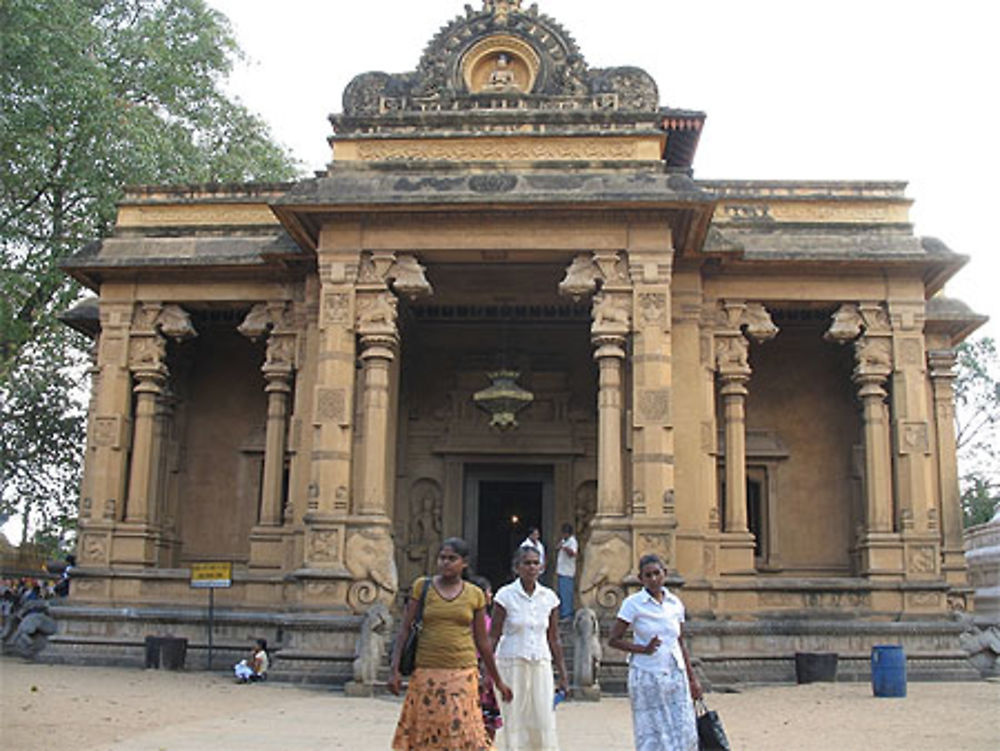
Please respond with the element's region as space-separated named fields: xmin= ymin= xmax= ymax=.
xmin=856 ymin=532 xmax=904 ymax=580
xmin=249 ymin=527 xmax=288 ymax=570
xmin=717 ymin=532 xmax=756 ymax=576
xmin=110 ymin=523 xmax=161 ymax=567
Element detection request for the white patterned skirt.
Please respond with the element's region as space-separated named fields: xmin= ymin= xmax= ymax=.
xmin=495 ymin=657 xmax=559 ymax=751
xmin=627 ymin=661 xmax=698 ymax=751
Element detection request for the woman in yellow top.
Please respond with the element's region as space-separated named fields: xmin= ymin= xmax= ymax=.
xmin=390 ymin=537 xmax=512 ymax=751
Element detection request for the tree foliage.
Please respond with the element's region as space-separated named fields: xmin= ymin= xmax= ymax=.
xmin=0 ymin=0 xmax=300 ymax=552
xmin=955 ymin=336 xmax=1000 ymax=527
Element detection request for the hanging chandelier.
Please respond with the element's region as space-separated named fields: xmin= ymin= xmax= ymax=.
xmin=473 ymin=370 xmax=533 ymax=431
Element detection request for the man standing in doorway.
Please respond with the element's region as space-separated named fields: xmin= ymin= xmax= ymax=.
xmin=520 ymin=526 xmax=546 ymax=572
xmin=555 ymin=523 xmax=578 ymax=621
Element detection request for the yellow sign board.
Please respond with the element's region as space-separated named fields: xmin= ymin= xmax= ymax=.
xmin=190 ymin=562 xmax=232 ymax=588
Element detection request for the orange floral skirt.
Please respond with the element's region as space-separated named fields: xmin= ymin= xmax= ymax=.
xmin=392 ymin=667 xmax=495 ymax=751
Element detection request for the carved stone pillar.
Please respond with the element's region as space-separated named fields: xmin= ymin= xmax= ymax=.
xmin=594 ymin=329 xmax=627 ymax=516
xmin=239 ymin=303 xmax=296 ymax=528
xmin=356 ymin=318 xmax=398 ymax=516
xmin=561 ymin=251 xmax=632 ymax=517
xmin=714 ymin=301 xmax=777 ymax=574
xmin=118 ymin=304 xmax=196 ymax=566
xmin=560 ymin=251 xmax=632 ymax=614
xmin=344 ymin=251 xmax=431 ymax=610
xmin=125 ymin=355 xmax=166 ymax=525
xmin=826 ymin=302 xmax=902 ymax=579
xmin=928 ymin=348 xmax=966 ymax=587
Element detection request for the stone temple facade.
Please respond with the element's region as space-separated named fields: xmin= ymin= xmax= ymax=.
xmin=57 ymin=0 xmax=985 ymax=683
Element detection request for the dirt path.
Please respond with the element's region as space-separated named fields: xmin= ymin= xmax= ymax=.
xmin=1 ymin=659 xmax=997 ymax=750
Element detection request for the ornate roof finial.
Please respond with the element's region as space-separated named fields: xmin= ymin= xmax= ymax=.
xmin=484 ymin=0 xmax=522 ymax=23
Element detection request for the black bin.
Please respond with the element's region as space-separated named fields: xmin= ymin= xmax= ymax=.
xmin=795 ymin=652 xmax=838 ymax=683
xmin=144 ymin=636 xmax=164 ymax=668
xmin=144 ymin=636 xmax=188 ymax=670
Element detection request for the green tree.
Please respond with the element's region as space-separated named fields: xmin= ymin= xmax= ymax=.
xmin=0 ymin=0 xmax=300 ymax=552
xmin=955 ymin=336 xmax=1000 ymax=527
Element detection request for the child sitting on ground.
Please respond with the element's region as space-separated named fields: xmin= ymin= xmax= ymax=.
xmin=234 ymin=638 xmax=270 ymax=683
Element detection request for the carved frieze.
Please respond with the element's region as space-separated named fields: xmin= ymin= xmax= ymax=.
xmin=355 ymin=292 xmax=398 ymax=337
xmin=307 ymin=529 xmax=341 ymax=564
xmin=264 ymin=335 xmax=296 ymax=371
xmin=637 ymin=292 xmax=668 ymax=327
xmin=636 ymin=389 xmax=671 ymax=425
xmin=92 ymin=415 xmax=125 ymax=449
xmin=638 ymin=533 xmax=671 ymax=565
xmin=315 ymin=388 xmax=348 ymax=425
xmin=323 ymin=293 xmax=351 ymax=325
xmin=81 ymin=533 xmax=109 ymax=564
xmin=898 ymin=421 xmax=930 ymax=455
xmin=128 ymin=335 xmax=166 ymax=373
xmin=592 ymin=291 xmax=631 ymax=336
xmin=714 ymin=336 xmax=749 ymax=375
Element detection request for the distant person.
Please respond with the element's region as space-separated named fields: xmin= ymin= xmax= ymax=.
xmin=389 ymin=537 xmax=511 ymax=751
xmin=490 ymin=545 xmax=569 ymax=750
xmin=54 ymin=554 xmax=75 ymax=597
xmin=519 ymin=526 xmax=545 ymax=572
xmin=608 ymin=553 xmax=702 ymax=751
xmin=555 ymin=523 xmax=578 ymax=620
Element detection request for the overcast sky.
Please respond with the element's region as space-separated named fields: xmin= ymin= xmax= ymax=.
xmin=210 ymin=0 xmax=997 ymax=340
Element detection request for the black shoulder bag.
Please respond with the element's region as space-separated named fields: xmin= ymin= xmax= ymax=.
xmin=399 ymin=576 xmax=430 ymax=676
xmin=696 ymin=697 xmax=731 ymax=751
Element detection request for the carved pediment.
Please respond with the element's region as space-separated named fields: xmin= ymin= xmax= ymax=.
xmin=339 ymin=2 xmax=660 ymax=121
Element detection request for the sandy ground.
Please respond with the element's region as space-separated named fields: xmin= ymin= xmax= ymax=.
xmin=1 ymin=659 xmax=997 ymax=751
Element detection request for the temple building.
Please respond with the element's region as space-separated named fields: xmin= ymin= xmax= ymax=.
xmin=58 ymin=0 xmax=985 ymax=682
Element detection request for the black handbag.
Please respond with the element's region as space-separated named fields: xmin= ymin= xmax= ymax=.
xmin=398 ymin=577 xmax=430 ymax=676
xmin=696 ymin=698 xmax=731 ymax=751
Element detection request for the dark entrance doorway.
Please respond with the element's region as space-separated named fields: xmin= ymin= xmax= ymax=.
xmin=463 ymin=465 xmax=553 ymax=591
xmin=477 ymin=480 xmax=543 ymax=589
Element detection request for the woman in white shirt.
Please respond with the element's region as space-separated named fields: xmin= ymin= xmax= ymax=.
xmin=490 ymin=545 xmax=569 ymax=751
xmin=608 ymin=553 xmax=702 ymax=751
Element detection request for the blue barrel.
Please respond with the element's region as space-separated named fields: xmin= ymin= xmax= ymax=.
xmin=871 ymin=645 xmax=906 ymax=697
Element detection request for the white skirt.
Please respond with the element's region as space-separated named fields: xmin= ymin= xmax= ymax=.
xmin=495 ymin=657 xmax=560 ymax=751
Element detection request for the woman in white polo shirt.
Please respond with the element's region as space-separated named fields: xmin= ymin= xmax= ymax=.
xmin=608 ymin=553 xmax=702 ymax=751
xmin=490 ymin=545 xmax=569 ymax=751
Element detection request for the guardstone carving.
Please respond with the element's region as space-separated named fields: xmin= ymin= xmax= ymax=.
xmin=345 ymin=527 xmax=399 ymax=611
xmin=578 ymin=530 xmax=630 ymax=613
